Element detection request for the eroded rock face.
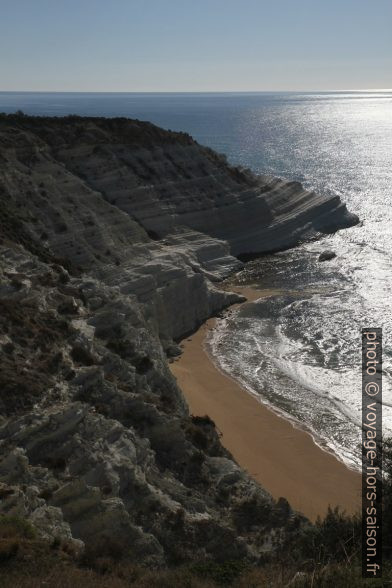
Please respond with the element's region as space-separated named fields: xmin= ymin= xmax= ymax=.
xmin=0 ymin=243 xmax=293 ymax=565
xmin=0 ymin=115 xmax=352 ymax=564
xmin=0 ymin=115 xmax=358 ymax=337
xmin=0 ymin=128 xmax=241 ymax=340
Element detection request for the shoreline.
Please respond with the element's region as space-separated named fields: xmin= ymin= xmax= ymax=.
xmin=170 ymin=286 xmax=361 ymax=522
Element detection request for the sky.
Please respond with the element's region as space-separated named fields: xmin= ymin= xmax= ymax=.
xmin=0 ymin=0 xmax=391 ymax=92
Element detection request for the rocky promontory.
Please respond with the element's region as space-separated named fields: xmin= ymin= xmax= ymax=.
xmin=0 ymin=114 xmax=358 ymax=566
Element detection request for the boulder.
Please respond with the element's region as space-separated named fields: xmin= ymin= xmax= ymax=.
xmin=318 ymin=250 xmax=337 ymax=262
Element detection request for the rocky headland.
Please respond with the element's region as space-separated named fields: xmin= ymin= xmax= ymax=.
xmin=0 ymin=114 xmax=358 ymax=566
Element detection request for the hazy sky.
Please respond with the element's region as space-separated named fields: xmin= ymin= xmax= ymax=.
xmin=1 ymin=0 xmax=391 ymax=91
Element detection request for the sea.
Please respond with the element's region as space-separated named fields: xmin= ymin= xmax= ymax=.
xmin=1 ymin=90 xmax=391 ymax=469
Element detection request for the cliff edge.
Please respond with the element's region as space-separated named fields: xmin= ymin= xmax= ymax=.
xmin=0 ymin=114 xmax=357 ymax=565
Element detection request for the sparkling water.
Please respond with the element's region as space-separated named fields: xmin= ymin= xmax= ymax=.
xmin=2 ymin=91 xmax=391 ymax=468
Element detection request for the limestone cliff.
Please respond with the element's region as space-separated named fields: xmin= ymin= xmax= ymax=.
xmin=0 ymin=114 xmax=357 ymax=565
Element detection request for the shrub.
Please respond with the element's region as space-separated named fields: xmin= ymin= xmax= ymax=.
xmin=190 ymin=560 xmax=249 ymax=586
xmin=0 ymin=515 xmax=36 ymax=540
xmin=0 ymin=515 xmax=37 ymax=563
xmin=280 ymin=506 xmax=361 ymax=568
xmin=233 ymin=495 xmax=271 ymax=532
xmin=82 ymin=534 xmax=130 ymax=570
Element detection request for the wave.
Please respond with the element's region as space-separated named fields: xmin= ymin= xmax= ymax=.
xmin=207 ymin=285 xmax=392 ymax=471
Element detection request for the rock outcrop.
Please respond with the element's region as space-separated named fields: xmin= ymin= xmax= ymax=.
xmin=318 ymin=250 xmax=337 ymax=262
xmin=0 ymin=240 xmax=292 ymax=566
xmin=0 ymin=114 xmax=356 ymax=565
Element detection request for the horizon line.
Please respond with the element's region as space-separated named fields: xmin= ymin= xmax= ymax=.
xmin=1 ymin=88 xmax=391 ymax=94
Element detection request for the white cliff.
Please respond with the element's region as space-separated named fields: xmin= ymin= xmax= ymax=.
xmin=0 ymin=114 xmax=357 ymax=565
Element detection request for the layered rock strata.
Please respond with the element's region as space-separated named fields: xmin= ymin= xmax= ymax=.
xmin=0 ymin=115 xmax=357 ymax=564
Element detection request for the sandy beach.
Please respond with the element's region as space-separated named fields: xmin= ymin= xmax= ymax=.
xmin=170 ymin=286 xmax=361 ymax=522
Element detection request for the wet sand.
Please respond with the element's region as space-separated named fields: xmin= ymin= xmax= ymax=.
xmin=170 ymin=286 xmax=361 ymax=522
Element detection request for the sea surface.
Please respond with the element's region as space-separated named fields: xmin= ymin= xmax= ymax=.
xmin=1 ymin=91 xmax=391 ymax=468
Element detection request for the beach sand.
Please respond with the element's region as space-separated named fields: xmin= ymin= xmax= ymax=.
xmin=170 ymin=286 xmax=361 ymax=522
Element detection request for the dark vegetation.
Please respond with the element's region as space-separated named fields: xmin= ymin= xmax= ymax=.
xmin=0 ymin=111 xmax=261 ymax=187
xmin=1 ymin=441 xmax=391 ymax=586
xmin=0 ymin=189 xmax=74 ymax=272
xmin=0 ymin=500 xmax=390 ymax=587
xmin=0 ymin=112 xmax=387 ymax=586
xmin=0 ymin=111 xmax=195 ymax=149
xmin=0 ymin=297 xmax=72 ymax=415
